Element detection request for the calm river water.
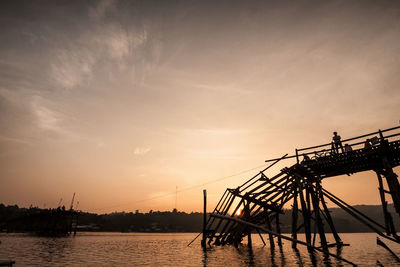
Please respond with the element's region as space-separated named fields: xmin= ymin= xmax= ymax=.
xmin=1 ymin=232 xmax=400 ymax=266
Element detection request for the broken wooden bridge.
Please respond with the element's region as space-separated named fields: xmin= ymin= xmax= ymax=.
xmin=202 ymin=126 xmax=400 ymax=257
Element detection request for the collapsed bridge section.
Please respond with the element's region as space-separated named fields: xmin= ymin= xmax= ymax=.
xmin=203 ymin=126 xmax=400 ymax=254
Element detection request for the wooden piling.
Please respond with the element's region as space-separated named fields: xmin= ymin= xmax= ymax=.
xmin=298 ymin=181 xmax=312 ymax=246
xmin=381 ymin=166 xmax=400 ymax=218
xmin=264 ymin=210 xmax=275 ymax=250
xmin=376 ymin=172 xmax=391 ymax=234
xmin=201 ymin=189 xmax=207 ymax=248
xmin=291 ymin=185 xmax=299 ymax=248
xmin=275 ymin=214 xmax=282 ymax=247
xmin=320 ymin=192 xmax=341 ymax=244
xmin=309 ymin=184 xmax=328 ymax=250
xmin=247 ymin=232 xmax=252 ymax=248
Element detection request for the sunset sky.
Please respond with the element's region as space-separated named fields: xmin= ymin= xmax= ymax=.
xmin=1 ymin=0 xmax=399 ymax=213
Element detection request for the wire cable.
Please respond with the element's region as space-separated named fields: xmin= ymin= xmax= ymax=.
xmin=93 ymin=162 xmax=272 ymax=212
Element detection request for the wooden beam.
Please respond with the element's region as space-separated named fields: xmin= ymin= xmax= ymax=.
xmin=376 ymin=172 xmax=391 ymax=235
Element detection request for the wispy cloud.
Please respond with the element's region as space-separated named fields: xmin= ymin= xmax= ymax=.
xmin=182 ymin=128 xmax=249 ymax=136
xmin=49 ymin=23 xmax=151 ymax=90
xmin=0 ymin=135 xmax=30 ymax=145
xmin=50 ymin=48 xmax=96 ymax=89
xmin=31 ymin=96 xmax=75 ymax=139
xmin=133 ymin=147 xmax=151 ymax=156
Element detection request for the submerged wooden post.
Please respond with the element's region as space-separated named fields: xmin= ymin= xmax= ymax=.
xmin=320 ymin=192 xmax=341 ymax=244
xmin=376 ymin=172 xmax=391 ymax=234
xmin=201 ymin=189 xmax=207 ymax=248
xmin=291 ymin=186 xmax=299 ymax=248
xmin=264 ymin=209 xmax=275 ymax=250
xmin=298 ymin=181 xmax=312 ymax=246
xmin=247 ymin=231 xmax=252 ymax=248
xmin=309 ymin=183 xmax=328 ymax=250
xmin=245 ymin=200 xmax=252 ymax=248
xmin=380 ymin=139 xmax=400 ymax=218
xmin=73 ymin=212 xmax=78 ymax=236
xmin=381 ymin=167 xmax=400 ymax=218
xmin=275 ymin=214 xmax=282 ymax=247
xmin=376 ymin=171 xmax=400 ymax=238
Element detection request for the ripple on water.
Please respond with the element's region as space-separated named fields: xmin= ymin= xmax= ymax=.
xmin=1 ymin=233 xmax=400 ymax=266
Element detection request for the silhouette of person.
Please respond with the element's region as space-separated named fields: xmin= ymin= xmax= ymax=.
xmin=302 ymin=154 xmax=310 ymax=161
xmin=364 ymin=139 xmax=372 ymax=149
xmin=344 ymin=144 xmax=352 ymax=152
xmin=370 ymin=136 xmax=379 ymax=146
xmin=332 ymin=131 xmax=343 ymax=154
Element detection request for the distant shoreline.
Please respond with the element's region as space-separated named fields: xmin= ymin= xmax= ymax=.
xmin=1 ymin=203 xmax=397 ymax=234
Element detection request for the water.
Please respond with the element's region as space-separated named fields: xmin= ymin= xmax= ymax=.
xmin=1 ymin=232 xmax=400 ymax=266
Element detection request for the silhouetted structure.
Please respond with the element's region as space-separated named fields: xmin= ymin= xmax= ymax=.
xmin=2 ymin=194 xmax=78 ymax=237
xmin=203 ymin=126 xmax=400 ymax=255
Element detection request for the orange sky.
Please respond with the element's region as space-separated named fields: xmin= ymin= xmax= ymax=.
xmin=1 ymin=0 xmax=400 ymax=213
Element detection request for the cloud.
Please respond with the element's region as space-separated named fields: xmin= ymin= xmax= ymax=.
xmin=51 ymin=48 xmax=95 ymax=89
xmin=89 ymin=0 xmax=116 ymax=21
xmin=181 ymin=128 xmax=249 ymax=136
xmin=31 ymin=96 xmax=75 ymax=139
xmin=0 ymin=135 xmax=30 ymax=145
xmin=32 ymin=97 xmax=59 ymax=130
xmin=133 ymin=147 xmax=151 ymax=156
xmin=49 ymin=21 xmax=151 ymax=90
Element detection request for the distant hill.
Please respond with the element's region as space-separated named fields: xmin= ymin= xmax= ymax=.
xmin=0 ymin=203 xmax=398 ymax=233
xmin=279 ymin=204 xmax=399 ymax=233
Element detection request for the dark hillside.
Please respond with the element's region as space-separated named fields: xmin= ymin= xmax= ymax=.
xmin=0 ymin=203 xmax=397 ymax=233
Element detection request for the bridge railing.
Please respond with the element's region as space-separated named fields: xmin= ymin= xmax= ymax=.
xmin=265 ymin=126 xmax=400 ymax=163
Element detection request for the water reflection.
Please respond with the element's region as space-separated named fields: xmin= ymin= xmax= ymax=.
xmin=201 ymin=243 xmax=346 ymax=267
xmin=308 ymin=249 xmax=318 ymax=266
xmin=279 ymin=247 xmax=286 ymax=266
xmin=242 ymin=246 xmax=255 ymax=267
xmin=335 ymin=246 xmax=344 ymax=267
xmin=35 ymin=237 xmax=74 ymax=264
xmin=1 ymin=233 xmax=400 ymax=266
xmin=202 ymin=247 xmax=208 ymax=267
xmin=270 ymin=248 xmax=277 ymax=267
xmin=322 ymin=252 xmax=333 ymax=267
xmin=293 ymin=248 xmax=304 ymax=266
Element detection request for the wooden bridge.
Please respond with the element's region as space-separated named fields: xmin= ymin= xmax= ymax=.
xmin=201 ymin=126 xmax=400 ymax=264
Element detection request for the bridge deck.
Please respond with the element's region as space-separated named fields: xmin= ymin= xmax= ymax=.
xmin=301 ymin=139 xmax=400 ymax=179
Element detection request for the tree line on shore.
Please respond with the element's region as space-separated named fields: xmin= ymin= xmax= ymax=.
xmin=0 ymin=203 xmax=397 ymax=233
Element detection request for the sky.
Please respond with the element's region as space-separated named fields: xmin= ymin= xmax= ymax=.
xmin=0 ymin=0 xmax=400 ymax=213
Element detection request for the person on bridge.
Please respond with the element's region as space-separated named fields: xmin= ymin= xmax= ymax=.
xmin=344 ymin=144 xmax=353 ymax=152
xmin=332 ymin=131 xmax=344 ymax=154
xmin=364 ymin=139 xmax=372 ymax=149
